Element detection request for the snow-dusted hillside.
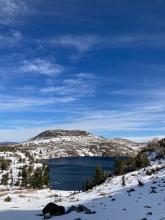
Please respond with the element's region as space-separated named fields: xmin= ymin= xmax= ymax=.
xmin=0 ymin=137 xmax=164 ymax=220
xmin=0 ymin=149 xmax=45 ymax=191
xmin=0 ymin=130 xmax=146 ymax=193
xmin=0 ymin=152 xmax=165 ymax=220
xmin=18 ymin=129 xmax=146 ymax=159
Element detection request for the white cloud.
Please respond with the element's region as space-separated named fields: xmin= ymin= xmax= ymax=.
xmin=20 ymin=58 xmax=64 ymax=76
xmin=50 ymin=35 xmax=104 ymax=52
xmin=105 ymin=33 xmax=165 ymax=48
xmin=48 ymin=33 xmax=165 ymax=53
xmin=40 ymin=73 xmax=95 ymax=97
xmin=0 ymin=56 xmax=64 ymax=78
xmin=0 ymin=95 xmax=75 ymax=111
xmin=44 ymin=105 xmax=165 ymax=133
xmin=0 ymin=0 xmax=29 ymax=25
xmin=0 ymin=30 xmax=22 ymax=46
xmin=110 ymin=88 xmax=165 ymax=97
xmin=76 ymin=72 xmax=96 ymax=79
xmin=0 ymin=102 xmax=165 ymax=141
xmin=125 ymin=135 xmax=165 ymax=143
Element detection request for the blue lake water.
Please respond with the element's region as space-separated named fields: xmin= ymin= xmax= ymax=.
xmin=48 ymin=157 xmax=126 ymax=191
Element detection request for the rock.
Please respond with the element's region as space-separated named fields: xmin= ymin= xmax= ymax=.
xmin=151 ymin=186 xmax=157 ymax=189
xmin=127 ymin=188 xmax=135 ymax=193
xmin=146 ymin=212 xmax=152 ymax=216
xmin=42 ymin=202 xmax=65 ymax=217
xmin=141 ymin=218 xmax=147 ymax=220
xmin=138 ymin=179 xmax=144 ymax=187
xmin=152 ymin=181 xmax=157 ymax=184
xmin=66 ymin=206 xmax=80 ymax=213
xmin=150 ymin=189 xmax=157 ymax=193
xmin=66 ymin=205 xmax=96 ymax=214
xmin=144 ymin=206 xmax=151 ymax=208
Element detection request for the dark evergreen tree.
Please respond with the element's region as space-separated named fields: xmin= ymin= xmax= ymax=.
xmin=84 ymin=178 xmax=94 ymax=191
xmin=114 ymin=160 xmax=126 ymax=175
xmin=14 ymin=179 xmax=20 ymax=186
xmin=122 ymin=175 xmax=126 ymax=186
xmin=43 ymin=164 xmax=49 ymax=186
xmin=135 ymin=152 xmax=150 ymax=168
xmin=0 ymin=158 xmax=11 ymax=171
xmin=94 ymin=165 xmax=105 ymax=184
xmin=21 ymin=165 xmax=28 ymax=187
xmin=1 ymin=173 xmax=9 ymax=185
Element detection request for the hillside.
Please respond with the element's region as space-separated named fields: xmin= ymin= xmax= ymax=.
xmin=0 ymin=130 xmax=146 ymax=194
xmin=0 ymin=139 xmax=164 ymax=220
xmin=18 ymin=129 xmax=145 ymax=158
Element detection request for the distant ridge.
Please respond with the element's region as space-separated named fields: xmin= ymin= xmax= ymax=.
xmin=0 ymin=142 xmax=18 ymax=147
xmin=30 ymin=129 xmax=90 ymax=141
xmin=19 ymin=129 xmax=146 ymax=158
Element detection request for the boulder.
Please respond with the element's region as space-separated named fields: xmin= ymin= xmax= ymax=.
xmin=150 ymin=189 xmax=157 ymax=193
xmin=127 ymin=188 xmax=135 ymax=193
xmin=42 ymin=202 xmax=65 ymax=217
xmin=66 ymin=205 xmax=96 ymax=214
xmin=138 ymin=179 xmax=144 ymax=187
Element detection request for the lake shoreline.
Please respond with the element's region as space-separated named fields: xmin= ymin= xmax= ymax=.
xmin=48 ymin=156 xmax=128 ymax=191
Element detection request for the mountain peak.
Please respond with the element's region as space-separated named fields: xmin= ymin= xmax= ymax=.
xmin=30 ymin=129 xmax=90 ymax=141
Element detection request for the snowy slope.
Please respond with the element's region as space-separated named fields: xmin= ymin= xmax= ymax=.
xmin=0 ymin=157 xmax=165 ymax=220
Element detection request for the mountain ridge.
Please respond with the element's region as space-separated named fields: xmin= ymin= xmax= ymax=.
xmin=18 ymin=129 xmax=146 ymax=158
xmin=29 ymin=129 xmax=91 ymax=141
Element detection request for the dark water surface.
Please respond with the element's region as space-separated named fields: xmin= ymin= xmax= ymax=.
xmin=48 ymin=157 xmax=125 ymax=191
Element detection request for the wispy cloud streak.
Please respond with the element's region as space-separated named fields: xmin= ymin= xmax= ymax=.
xmin=47 ymin=33 xmax=165 ymax=53
xmin=0 ymin=0 xmax=29 ymax=25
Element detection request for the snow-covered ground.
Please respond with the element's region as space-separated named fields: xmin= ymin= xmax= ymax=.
xmin=0 ymin=158 xmax=165 ymax=220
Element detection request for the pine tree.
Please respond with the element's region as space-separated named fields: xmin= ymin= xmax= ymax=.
xmin=122 ymin=175 xmax=126 ymax=186
xmin=1 ymin=173 xmax=9 ymax=185
xmin=14 ymin=179 xmax=20 ymax=186
xmin=94 ymin=165 xmax=105 ymax=185
xmin=85 ymin=178 xmax=94 ymax=191
xmin=114 ymin=160 xmax=126 ymax=175
xmin=135 ymin=152 xmax=150 ymax=168
xmin=0 ymin=158 xmax=11 ymax=171
xmin=21 ymin=165 xmax=28 ymax=187
xmin=43 ymin=164 xmax=49 ymax=186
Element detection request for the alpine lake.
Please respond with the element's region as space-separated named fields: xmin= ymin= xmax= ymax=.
xmin=48 ymin=156 xmax=127 ymax=191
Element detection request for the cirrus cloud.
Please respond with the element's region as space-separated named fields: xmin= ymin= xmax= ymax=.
xmin=20 ymin=58 xmax=64 ymax=77
xmin=0 ymin=0 xmax=29 ymax=25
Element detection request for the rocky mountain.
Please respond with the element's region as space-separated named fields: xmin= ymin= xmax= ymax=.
xmin=18 ymin=129 xmax=146 ymax=159
xmin=29 ymin=129 xmax=90 ymax=141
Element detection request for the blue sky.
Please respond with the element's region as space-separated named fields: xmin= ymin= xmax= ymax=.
xmin=0 ymin=0 xmax=165 ymax=142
